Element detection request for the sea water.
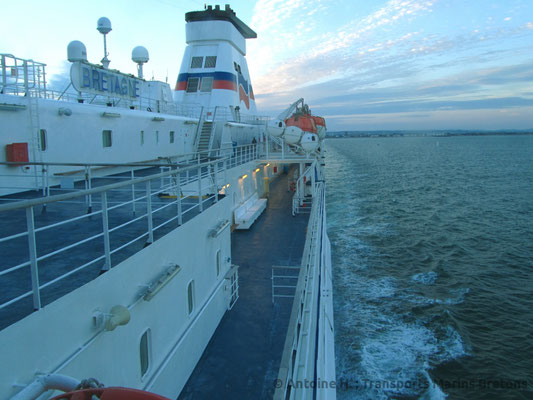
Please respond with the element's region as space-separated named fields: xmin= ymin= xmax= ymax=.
xmin=325 ymin=135 xmax=533 ymax=399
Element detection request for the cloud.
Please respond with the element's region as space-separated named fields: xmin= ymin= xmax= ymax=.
xmin=324 ymin=107 xmax=533 ymax=131
xmin=249 ymin=0 xmax=533 ymax=130
xmin=255 ymin=59 xmax=533 ymax=130
xmin=250 ymin=0 xmax=436 ymax=95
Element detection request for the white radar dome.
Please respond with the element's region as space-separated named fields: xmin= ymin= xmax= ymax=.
xmin=67 ymin=41 xmax=88 ymax=62
xmin=97 ymin=17 xmax=112 ymax=34
xmin=132 ymin=46 xmax=149 ymax=64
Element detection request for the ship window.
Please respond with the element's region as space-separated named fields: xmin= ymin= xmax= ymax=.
xmin=155 ymin=130 xmax=159 ymax=144
xmin=190 ymin=56 xmax=203 ymax=69
xmin=140 ymin=130 xmax=144 ymax=145
xmin=200 ymin=77 xmax=213 ymax=92
xmin=102 ymin=130 xmax=112 ymax=148
xmin=216 ymin=249 xmax=221 ymax=277
xmin=39 ymin=129 xmax=47 ymax=151
xmin=169 ymin=131 xmax=175 ymax=143
xmin=187 ymin=280 xmax=195 ymax=315
xmin=140 ymin=329 xmax=151 ymax=378
xmin=186 ymin=77 xmax=199 ymax=93
xmin=204 ymin=56 xmax=217 ymax=68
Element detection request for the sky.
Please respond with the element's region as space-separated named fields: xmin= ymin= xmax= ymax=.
xmin=1 ymin=0 xmax=533 ymax=131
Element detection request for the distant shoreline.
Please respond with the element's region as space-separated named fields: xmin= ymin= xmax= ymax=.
xmin=327 ymin=131 xmax=533 ymax=138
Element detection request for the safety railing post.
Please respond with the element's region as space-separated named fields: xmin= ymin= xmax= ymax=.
xmin=177 ymin=172 xmax=183 ymax=225
xmin=23 ymin=60 xmax=29 ymax=95
xmin=271 ymin=267 xmax=274 ymax=304
xmin=101 ymin=192 xmax=111 ymax=271
xmin=26 ymin=206 xmax=41 ymax=310
xmin=198 ymin=166 xmax=203 ymax=212
xmin=213 ymin=163 xmax=218 ymax=203
xmin=84 ymin=166 xmax=93 ymax=213
xmin=224 ymin=159 xmax=228 ymax=186
xmin=1 ymin=55 xmax=6 ymax=89
xmin=131 ymin=169 xmax=136 ymax=215
xmin=41 ymin=166 xmax=46 ymax=197
xmin=146 ymin=181 xmax=154 ymax=244
xmin=88 ymin=167 xmax=93 ymax=213
xmin=45 ymin=167 xmax=50 ymax=198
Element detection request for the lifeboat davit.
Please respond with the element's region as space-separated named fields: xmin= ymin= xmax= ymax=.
xmin=284 ymin=112 xmax=323 ymax=150
xmin=271 ymin=99 xmax=325 ymax=152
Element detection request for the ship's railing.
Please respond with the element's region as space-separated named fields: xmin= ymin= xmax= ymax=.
xmin=274 ymin=181 xmax=336 ymax=400
xmin=261 ymin=133 xmax=319 ymax=162
xmin=291 ymin=161 xmax=317 ymax=216
xmin=33 ymin=89 xmax=204 ymax=119
xmin=206 ymin=106 xmax=270 ymax=126
xmin=0 ymin=149 xmax=263 ymax=329
xmin=0 ymin=54 xmax=47 ymax=97
xmin=1 ymin=54 xmax=271 ymax=123
xmin=0 ymin=143 xmax=261 ymax=200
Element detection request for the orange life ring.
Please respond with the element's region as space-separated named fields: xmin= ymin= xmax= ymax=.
xmin=51 ymin=387 xmax=171 ymax=400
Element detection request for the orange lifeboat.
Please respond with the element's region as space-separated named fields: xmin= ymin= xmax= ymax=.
xmin=310 ymin=115 xmax=325 ymax=130
xmin=285 ymin=114 xmax=317 ymax=134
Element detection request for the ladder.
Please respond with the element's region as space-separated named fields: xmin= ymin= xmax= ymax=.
xmin=196 ymin=120 xmax=213 ymax=155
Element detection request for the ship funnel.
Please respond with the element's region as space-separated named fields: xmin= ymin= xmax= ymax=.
xmin=67 ymin=41 xmax=87 ymax=62
xmin=132 ymin=46 xmax=149 ymax=78
xmin=97 ymin=17 xmax=112 ymax=68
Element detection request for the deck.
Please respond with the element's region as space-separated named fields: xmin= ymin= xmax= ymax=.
xmin=179 ymin=170 xmax=309 ymax=399
xmin=0 ymin=161 xmax=226 ymax=330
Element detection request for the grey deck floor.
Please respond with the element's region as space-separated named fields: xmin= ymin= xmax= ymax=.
xmin=179 ymin=171 xmax=309 ymax=400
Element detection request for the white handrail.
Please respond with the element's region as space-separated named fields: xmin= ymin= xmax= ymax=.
xmin=274 ymin=182 xmax=335 ymax=400
xmin=0 ymin=147 xmax=261 ymax=325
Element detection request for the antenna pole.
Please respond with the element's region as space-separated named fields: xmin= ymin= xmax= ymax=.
xmin=97 ymin=17 xmax=112 ymax=69
xmin=102 ymin=34 xmax=110 ymax=68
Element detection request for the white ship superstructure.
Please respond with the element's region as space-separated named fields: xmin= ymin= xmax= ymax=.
xmin=0 ymin=5 xmax=335 ymax=400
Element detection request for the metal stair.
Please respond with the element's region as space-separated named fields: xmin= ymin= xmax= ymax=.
xmin=196 ymin=120 xmax=213 ymax=155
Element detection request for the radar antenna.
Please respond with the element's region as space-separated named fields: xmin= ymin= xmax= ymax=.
xmin=97 ymin=17 xmax=112 ymax=68
xmin=132 ymin=46 xmax=149 ymax=79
